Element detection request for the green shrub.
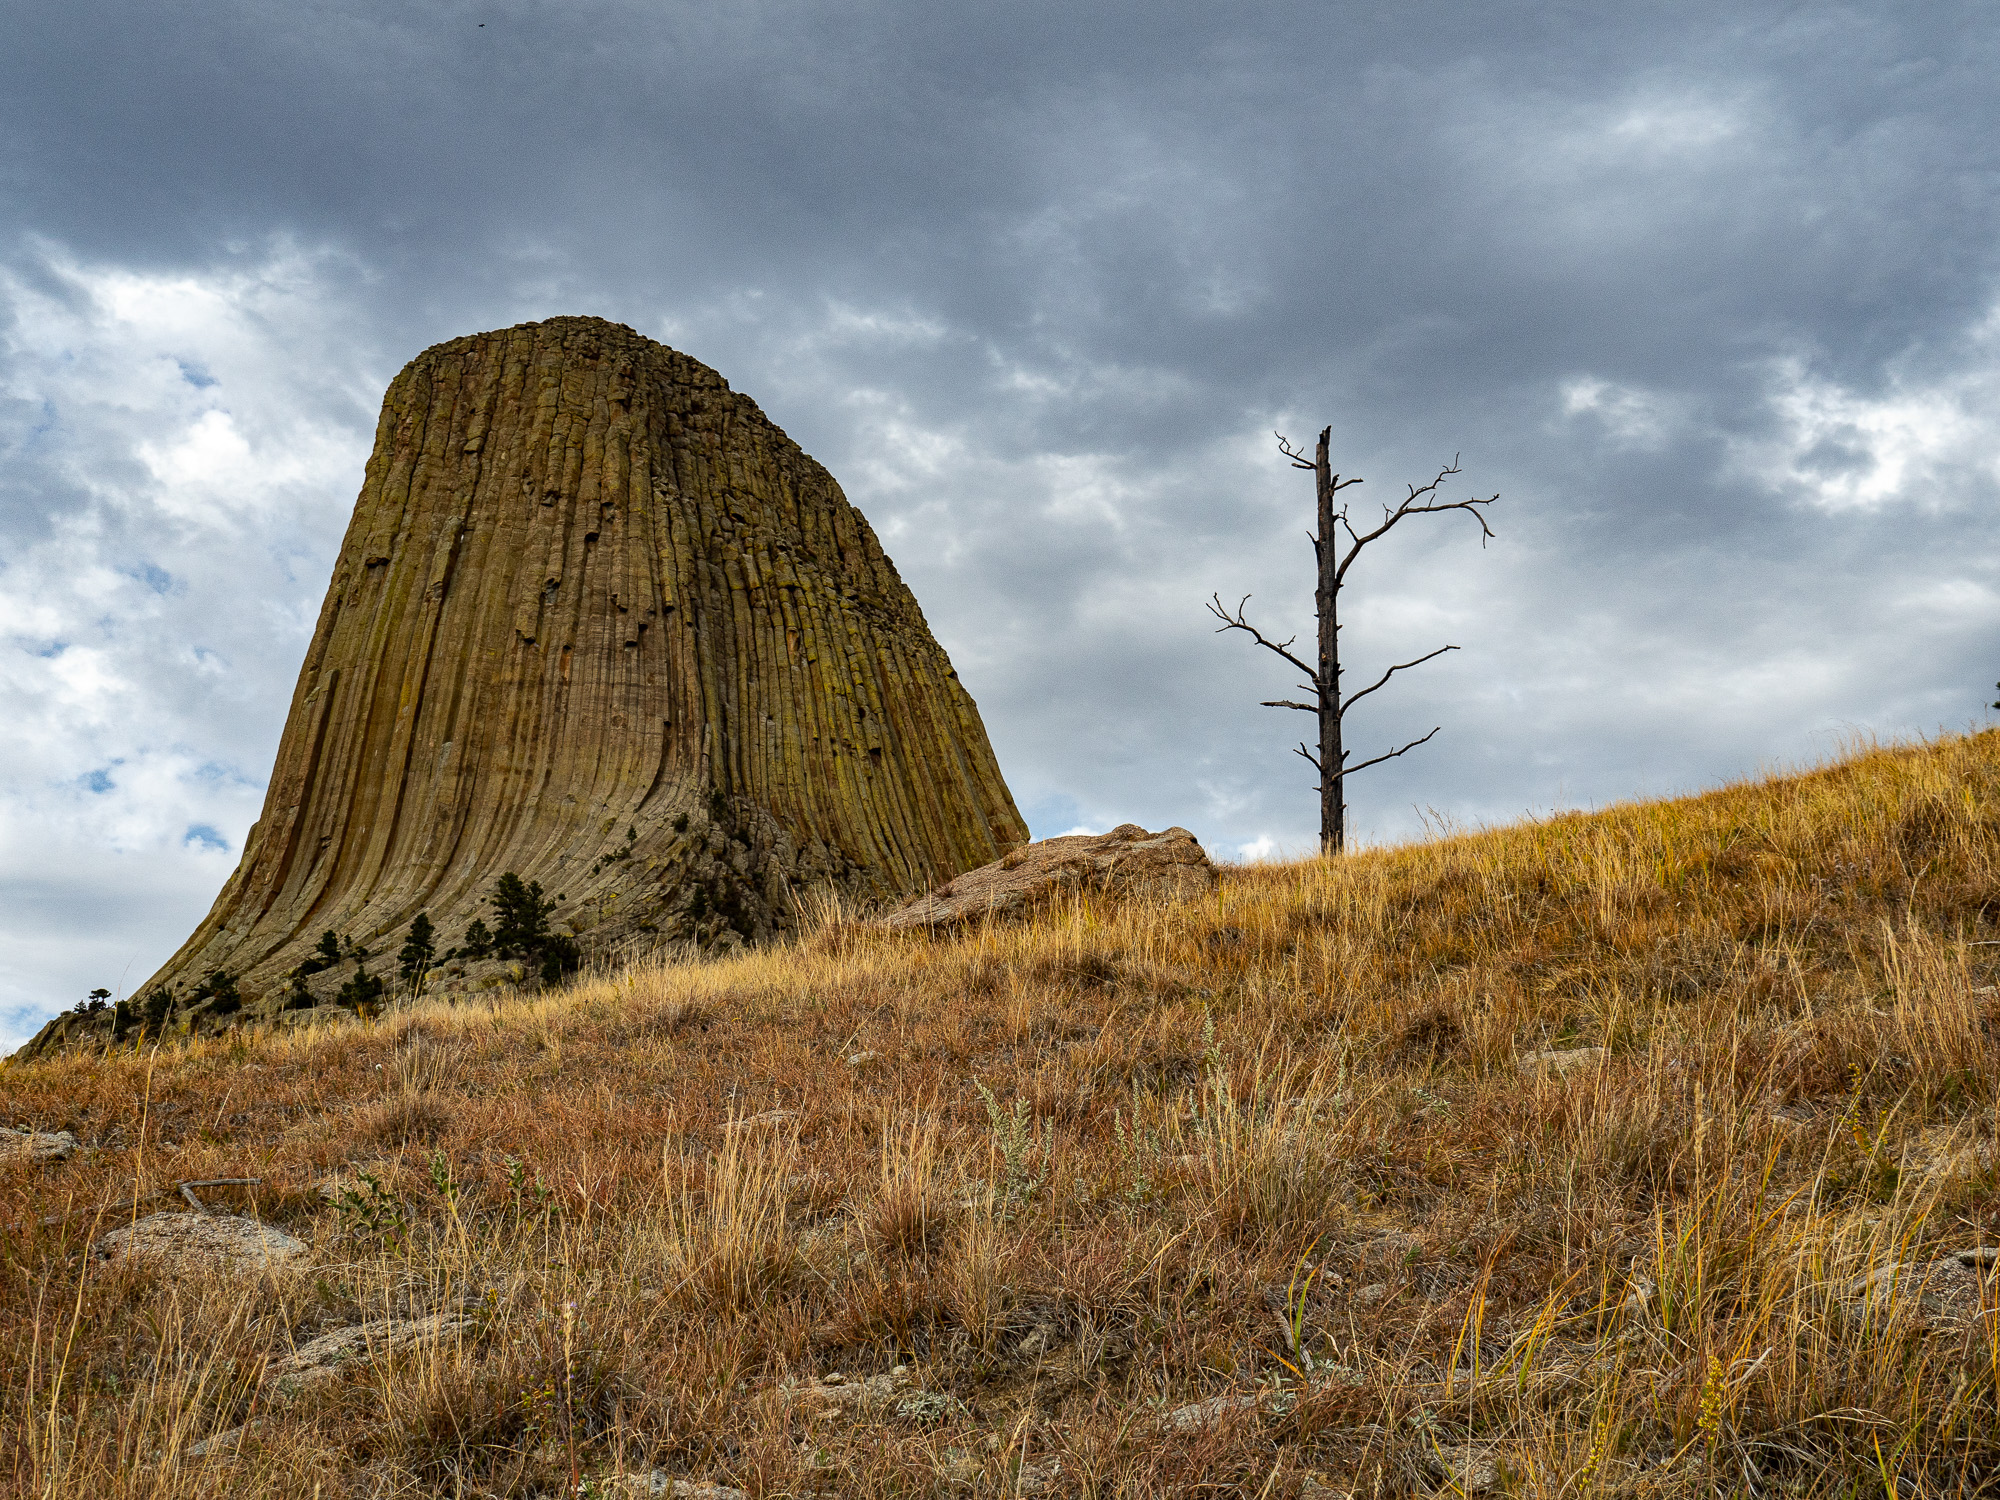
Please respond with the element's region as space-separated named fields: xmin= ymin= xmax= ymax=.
xmin=298 ymin=930 xmax=343 ymax=977
xmin=337 ymin=964 xmax=385 ymax=1015
xmin=398 ymin=912 xmax=436 ymax=984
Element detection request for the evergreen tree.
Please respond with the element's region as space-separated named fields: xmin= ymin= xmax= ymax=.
xmin=398 ymin=912 xmax=436 ymax=984
xmin=299 ymin=930 xmax=344 ymax=976
xmin=476 ymin=873 xmax=582 ymax=983
xmin=139 ymin=988 xmax=173 ymax=1033
xmin=490 ymin=873 xmax=553 ymax=957
xmin=190 ymin=969 xmax=241 ymax=1016
xmin=458 ymin=918 xmax=494 ymax=960
xmin=336 ymin=964 xmax=385 ymax=1015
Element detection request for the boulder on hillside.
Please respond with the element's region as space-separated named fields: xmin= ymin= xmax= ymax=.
xmin=97 ymin=1213 xmax=307 ymax=1277
xmin=268 ymin=1313 xmax=470 ymax=1393
xmin=880 ymin=824 xmax=1215 ymax=931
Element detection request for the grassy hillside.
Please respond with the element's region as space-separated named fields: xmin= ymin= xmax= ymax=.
xmin=7 ymin=732 xmax=2000 ymax=1498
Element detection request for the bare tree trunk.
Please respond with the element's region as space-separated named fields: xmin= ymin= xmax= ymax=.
xmin=1210 ymin=433 xmax=1494 ymax=860
xmin=1313 ymin=427 xmax=1343 ymax=854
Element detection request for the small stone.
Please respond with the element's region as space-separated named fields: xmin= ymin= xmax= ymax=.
xmin=1849 ymin=1253 xmax=1994 ymax=1325
xmin=725 ymin=1109 xmax=797 ymax=1131
xmin=1354 ymin=1231 xmax=1422 ymax=1274
xmin=1517 ymin=1047 xmax=1606 ymax=1076
xmin=1162 ymin=1392 xmax=1263 ymax=1434
xmin=188 ymin=1421 xmax=258 ymax=1459
xmin=1431 ymin=1445 xmax=1502 ymax=1493
xmin=0 ymin=1129 xmax=78 ymax=1163
xmin=582 ymin=1475 xmax=747 ymax=1500
xmin=1017 ymin=1458 xmax=1063 ymax=1495
xmin=267 ymin=1313 xmax=469 ymax=1392
xmin=98 ymin=1213 xmax=306 ymax=1276
xmin=846 ymin=1050 xmax=884 ymax=1070
xmin=777 ymin=1367 xmax=914 ymax=1415
xmin=1353 ymin=1283 xmax=1389 ymax=1306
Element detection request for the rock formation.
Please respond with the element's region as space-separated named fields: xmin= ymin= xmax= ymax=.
xmin=21 ymin=317 xmax=1025 ymax=1052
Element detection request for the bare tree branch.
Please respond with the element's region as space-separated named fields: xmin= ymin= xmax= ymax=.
xmin=1336 ymin=645 xmax=1458 ymax=721
xmin=1341 ymin=725 xmax=1443 ymax=776
xmin=1332 ymin=460 xmax=1497 ymax=587
xmin=1293 ymin=743 xmax=1322 ymax=772
xmin=1260 ymin=700 xmax=1317 ymax=712
xmin=1274 ymin=431 xmax=1317 ymax=471
xmin=1206 ymin=593 xmax=1320 ymax=685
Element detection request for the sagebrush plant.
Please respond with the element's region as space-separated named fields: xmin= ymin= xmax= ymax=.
xmin=7 ymin=731 xmax=2000 ymax=1495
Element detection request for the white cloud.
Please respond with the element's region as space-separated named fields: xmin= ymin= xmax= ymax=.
xmin=1235 ymin=833 xmax=1280 ymax=863
xmin=1560 ymin=376 xmax=1687 ymax=451
xmin=1607 ymin=96 xmax=1747 ymax=153
xmin=0 ymin=238 xmax=381 ymax=1048
xmin=1734 ymin=349 xmax=2000 ymax=513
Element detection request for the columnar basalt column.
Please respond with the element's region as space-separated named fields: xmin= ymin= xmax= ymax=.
xmin=135 ymin=316 xmax=1028 ymax=1015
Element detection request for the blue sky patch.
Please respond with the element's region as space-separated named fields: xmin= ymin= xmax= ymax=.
xmin=183 ymin=824 xmax=229 ymax=852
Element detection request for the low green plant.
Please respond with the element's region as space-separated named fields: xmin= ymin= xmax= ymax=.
xmin=505 ymin=1155 xmax=553 ymax=1219
xmin=1113 ymin=1080 xmax=1171 ymax=1205
xmin=974 ymin=1078 xmax=1053 ymax=1213
xmin=333 ymin=1170 xmax=407 ymax=1248
xmin=428 ymin=1148 xmax=458 ymax=1207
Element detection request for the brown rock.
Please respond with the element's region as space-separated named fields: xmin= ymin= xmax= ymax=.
xmin=1850 ymin=1248 xmax=1998 ymax=1326
xmin=267 ymin=1313 xmax=470 ymax=1393
xmin=97 ymin=1213 xmax=307 ymax=1277
xmin=18 ymin=318 xmax=1025 ymax=1055
xmin=775 ymin=1365 xmax=917 ymax=1416
xmin=0 ymin=1129 xmax=78 ymax=1162
xmin=1517 ymin=1046 xmax=1607 ymax=1076
xmin=880 ymin=823 xmax=1214 ymax=930
xmin=587 ymin=1477 xmax=747 ymax=1500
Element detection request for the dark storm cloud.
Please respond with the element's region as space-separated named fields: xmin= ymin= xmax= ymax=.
xmin=4 ymin=1 xmax=1999 ymax=1041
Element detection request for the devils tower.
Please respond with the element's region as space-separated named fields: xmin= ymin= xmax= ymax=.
xmin=113 ymin=317 xmax=1026 ymax=1027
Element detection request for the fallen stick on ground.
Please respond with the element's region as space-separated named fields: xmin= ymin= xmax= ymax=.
xmin=32 ymin=1178 xmax=264 ymax=1228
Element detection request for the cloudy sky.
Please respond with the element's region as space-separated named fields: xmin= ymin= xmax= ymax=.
xmin=4 ymin=2 xmax=1998 ymax=1046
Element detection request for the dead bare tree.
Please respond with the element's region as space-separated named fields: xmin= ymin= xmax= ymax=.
xmin=1210 ymin=426 xmax=1496 ymax=854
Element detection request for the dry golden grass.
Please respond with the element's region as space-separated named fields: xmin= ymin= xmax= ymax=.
xmin=7 ymin=731 xmax=2000 ymax=1497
